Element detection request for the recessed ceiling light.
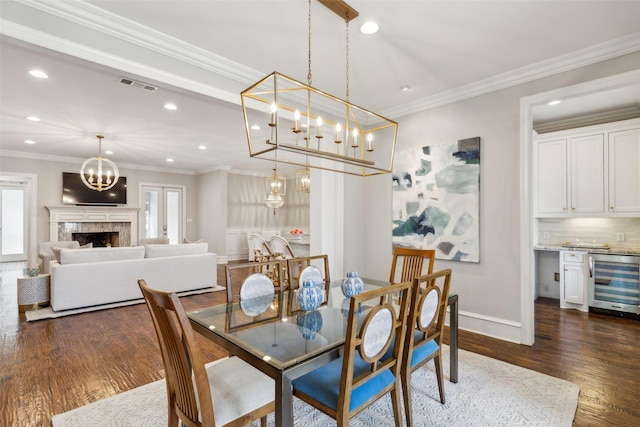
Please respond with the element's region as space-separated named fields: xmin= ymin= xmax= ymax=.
xmin=360 ymin=21 xmax=379 ymax=35
xmin=401 ymin=85 xmax=411 ymax=92
xmin=164 ymin=103 xmax=177 ymax=110
xmin=105 ymin=150 xmax=113 ymax=155
xmin=166 ymin=158 xmax=174 ymax=162
xmin=26 ymin=116 xmax=40 ymax=122
xmin=198 ymin=145 xmax=207 ymax=150
xmin=251 ymin=125 xmax=261 ymax=130
xmin=547 ymin=99 xmax=562 ymax=106
xmin=29 ymin=69 xmax=48 ymax=79
xmin=24 ymin=139 xmax=36 ymax=144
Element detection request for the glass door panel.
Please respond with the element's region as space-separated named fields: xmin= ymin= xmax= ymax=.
xmin=142 ymin=185 xmax=183 ymax=244
xmin=1 ymin=185 xmax=27 ymax=262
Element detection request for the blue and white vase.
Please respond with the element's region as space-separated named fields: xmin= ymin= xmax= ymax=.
xmin=297 ymin=280 xmax=323 ymax=311
xmin=341 ymin=271 xmax=364 ymax=298
xmin=297 ymin=310 xmax=323 ymax=340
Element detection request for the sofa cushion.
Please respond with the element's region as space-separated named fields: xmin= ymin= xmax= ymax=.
xmin=59 ymin=246 xmax=145 ymax=264
xmin=51 ymin=243 xmax=92 ymax=263
xmin=145 ymin=242 xmax=208 ymax=258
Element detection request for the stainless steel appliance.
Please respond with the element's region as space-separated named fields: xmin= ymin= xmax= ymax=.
xmin=589 ymin=253 xmax=640 ymax=314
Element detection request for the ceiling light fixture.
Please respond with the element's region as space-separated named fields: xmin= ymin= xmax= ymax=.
xmin=547 ymin=99 xmax=562 ymax=106
xmin=24 ymin=139 xmax=36 ymax=144
xmin=198 ymin=145 xmax=207 ymax=150
xmin=29 ymin=69 xmax=48 ymax=79
xmin=26 ymin=116 xmax=40 ymax=122
xmin=265 ymin=167 xmax=286 ymax=212
xmin=296 ymin=168 xmax=311 ymax=193
xmin=80 ymin=135 xmax=119 ymax=192
xmin=164 ymin=103 xmax=177 ymax=110
xmin=241 ymin=0 xmax=397 ymax=177
xmin=360 ymin=21 xmax=379 ymax=35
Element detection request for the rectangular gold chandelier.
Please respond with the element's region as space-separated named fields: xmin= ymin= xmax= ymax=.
xmin=241 ymin=71 xmax=398 ymax=177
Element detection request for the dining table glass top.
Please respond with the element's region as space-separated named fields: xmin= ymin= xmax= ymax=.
xmin=188 ymin=280 xmax=384 ymax=371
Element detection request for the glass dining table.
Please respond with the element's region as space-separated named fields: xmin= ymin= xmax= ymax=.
xmin=188 ymin=279 xmax=458 ymax=427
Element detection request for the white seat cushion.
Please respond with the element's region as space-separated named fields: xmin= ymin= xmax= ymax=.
xmin=59 ymin=246 xmax=145 ymax=264
xmin=206 ymin=356 xmax=274 ymax=426
xmin=144 ymin=242 xmax=208 ymax=258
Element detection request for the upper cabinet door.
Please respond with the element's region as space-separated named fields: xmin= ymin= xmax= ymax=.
xmin=536 ymin=139 xmax=568 ymax=215
xmin=608 ymin=128 xmax=640 ymax=213
xmin=571 ymin=134 xmax=604 ymax=214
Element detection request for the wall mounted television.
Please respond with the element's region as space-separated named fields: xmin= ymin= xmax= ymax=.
xmin=62 ymin=172 xmax=127 ymax=206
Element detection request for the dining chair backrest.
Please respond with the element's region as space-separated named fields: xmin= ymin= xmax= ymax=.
xmin=389 ymin=247 xmax=436 ymax=284
xmin=225 ymin=260 xmax=283 ymax=304
xmin=291 ymin=281 xmax=412 ymax=426
xmin=138 ymin=279 xmax=215 ymax=426
xmin=286 ymin=255 xmax=330 ymax=290
xmin=269 ymin=235 xmax=295 ymax=259
xmin=248 ymin=234 xmax=272 ymax=261
xmin=139 ymin=279 xmax=274 ymax=426
xmin=401 ymin=268 xmax=451 ymax=426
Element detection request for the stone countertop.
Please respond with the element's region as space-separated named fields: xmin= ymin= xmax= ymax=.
xmin=534 ymin=244 xmax=640 ymax=255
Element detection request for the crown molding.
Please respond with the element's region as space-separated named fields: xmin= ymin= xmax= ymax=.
xmin=533 ymin=106 xmax=640 ymax=134
xmin=14 ymin=0 xmax=261 ymax=85
xmin=10 ymin=1 xmax=640 ymax=120
xmin=381 ymin=31 xmax=640 ymax=119
xmin=0 ymin=150 xmax=197 ymax=175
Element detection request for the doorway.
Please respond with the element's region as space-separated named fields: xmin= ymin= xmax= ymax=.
xmin=0 ymin=181 xmax=28 ymax=262
xmin=519 ymin=69 xmax=640 ymax=345
xmin=140 ymin=184 xmax=185 ymax=244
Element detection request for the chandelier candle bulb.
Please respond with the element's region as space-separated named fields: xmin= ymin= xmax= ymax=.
xmin=352 ymin=128 xmax=358 ymax=147
xmin=367 ymin=134 xmax=373 ymax=151
xmin=316 ymin=117 xmax=323 ymax=138
xmin=335 ymin=123 xmax=342 ymax=143
xmin=293 ymin=109 xmax=301 ymax=132
xmin=270 ymin=102 xmax=277 ymax=126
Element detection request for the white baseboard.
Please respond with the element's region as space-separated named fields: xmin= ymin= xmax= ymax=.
xmin=448 ymin=309 xmax=523 ymax=344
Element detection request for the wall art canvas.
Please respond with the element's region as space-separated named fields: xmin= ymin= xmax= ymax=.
xmin=392 ymin=137 xmax=481 ymax=262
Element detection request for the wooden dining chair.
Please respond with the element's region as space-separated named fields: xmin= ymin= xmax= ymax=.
xmin=291 ymin=281 xmax=413 ymax=426
xmin=225 ymin=260 xmax=284 ymax=303
xmin=268 ymin=234 xmax=295 ymax=259
xmin=248 ymin=234 xmax=272 ymax=262
xmin=401 ymin=268 xmax=452 ymax=427
xmin=389 ymin=246 xmax=436 ymax=284
xmin=138 ymin=279 xmax=275 ymax=427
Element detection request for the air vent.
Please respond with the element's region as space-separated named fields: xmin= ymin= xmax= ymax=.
xmin=118 ymin=77 xmax=158 ymax=92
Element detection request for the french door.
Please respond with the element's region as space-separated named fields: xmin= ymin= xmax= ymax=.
xmin=141 ymin=185 xmax=184 ymax=244
xmin=0 ymin=181 xmax=28 ymax=262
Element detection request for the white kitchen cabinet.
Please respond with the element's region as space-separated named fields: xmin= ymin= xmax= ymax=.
xmin=536 ymin=139 xmax=567 ymax=215
xmin=535 ymin=118 xmax=640 ymax=217
xmin=560 ymin=251 xmax=588 ymax=312
xmin=608 ymin=127 xmax=640 ymax=213
xmin=571 ymin=134 xmax=604 ymax=214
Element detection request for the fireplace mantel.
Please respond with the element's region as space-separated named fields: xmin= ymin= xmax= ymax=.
xmin=46 ymin=205 xmax=140 ymax=245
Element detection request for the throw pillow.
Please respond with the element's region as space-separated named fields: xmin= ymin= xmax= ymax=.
xmin=51 ymin=247 xmax=63 ymax=263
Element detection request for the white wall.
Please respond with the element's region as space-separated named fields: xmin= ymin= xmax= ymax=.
xmin=0 ymin=155 xmax=199 ymax=249
xmin=349 ymin=52 xmax=640 ymax=343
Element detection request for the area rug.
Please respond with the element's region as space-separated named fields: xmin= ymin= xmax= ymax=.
xmin=25 ymin=286 xmax=225 ymax=322
xmin=51 ymin=346 xmax=579 ymax=427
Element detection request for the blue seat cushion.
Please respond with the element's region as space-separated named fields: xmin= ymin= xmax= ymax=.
xmin=382 ymin=330 xmax=439 ymax=368
xmin=292 ymin=353 xmax=395 ymax=412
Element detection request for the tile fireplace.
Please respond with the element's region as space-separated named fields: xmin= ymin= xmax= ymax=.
xmin=46 ymin=206 xmax=140 ymax=246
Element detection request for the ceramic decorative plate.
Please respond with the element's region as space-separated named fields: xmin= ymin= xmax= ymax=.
xmin=240 ymin=294 xmax=274 ymax=317
xmin=299 ymin=266 xmax=324 ymax=287
xmin=240 ymin=273 xmax=275 ymax=300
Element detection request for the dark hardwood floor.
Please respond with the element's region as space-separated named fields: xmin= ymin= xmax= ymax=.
xmin=1 ymin=264 xmax=639 ymax=426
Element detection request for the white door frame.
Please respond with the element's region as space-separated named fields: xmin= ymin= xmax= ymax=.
xmin=519 ymin=69 xmax=640 ymax=345
xmin=0 ymin=173 xmax=38 ymax=267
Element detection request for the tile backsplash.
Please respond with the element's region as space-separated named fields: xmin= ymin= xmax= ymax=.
xmin=537 ymin=217 xmax=640 ymax=248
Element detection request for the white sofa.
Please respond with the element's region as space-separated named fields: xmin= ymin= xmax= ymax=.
xmin=49 ymin=243 xmax=217 ymax=311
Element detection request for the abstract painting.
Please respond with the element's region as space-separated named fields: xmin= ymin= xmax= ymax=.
xmin=392 ymin=137 xmax=481 ymax=262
